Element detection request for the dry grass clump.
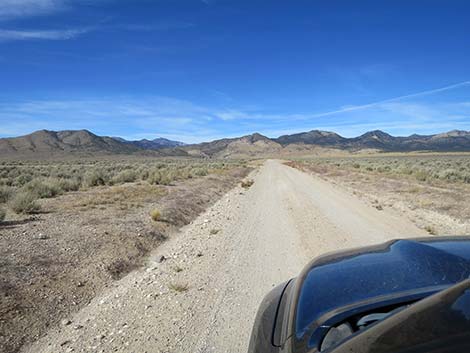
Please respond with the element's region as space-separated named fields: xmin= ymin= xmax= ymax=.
xmin=424 ymin=225 xmax=437 ymax=235
xmin=150 ymin=209 xmax=162 ymax=221
xmin=173 ymin=265 xmax=183 ymax=273
xmin=168 ymin=282 xmax=189 ymax=292
xmin=241 ymin=179 xmax=254 ymax=188
xmin=9 ymin=192 xmax=41 ymax=214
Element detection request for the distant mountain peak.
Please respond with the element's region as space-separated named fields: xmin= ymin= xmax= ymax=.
xmin=242 ymin=132 xmax=271 ymax=143
xmin=111 ymin=136 xmax=186 ymax=150
xmin=360 ymin=130 xmax=392 ymax=137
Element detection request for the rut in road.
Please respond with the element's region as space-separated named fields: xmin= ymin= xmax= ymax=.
xmin=24 ymin=160 xmax=426 ymax=353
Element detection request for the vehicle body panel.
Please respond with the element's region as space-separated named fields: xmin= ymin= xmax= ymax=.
xmin=249 ymin=236 xmax=470 ymax=353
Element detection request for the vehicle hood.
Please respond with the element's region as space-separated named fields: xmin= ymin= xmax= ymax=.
xmin=293 ymin=237 xmax=470 ymax=346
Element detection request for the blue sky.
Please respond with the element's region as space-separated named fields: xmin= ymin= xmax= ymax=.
xmin=0 ymin=0 xmax=469 ymax=143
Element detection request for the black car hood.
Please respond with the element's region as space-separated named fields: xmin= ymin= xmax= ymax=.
xmin=292 ymin=237 xmax=470 ymax=348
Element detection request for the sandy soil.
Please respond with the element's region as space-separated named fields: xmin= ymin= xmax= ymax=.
xmin=0 ymin=167 xmax=250 ymax=353
xmin=22 ymin=160 xmax=426 ymax=353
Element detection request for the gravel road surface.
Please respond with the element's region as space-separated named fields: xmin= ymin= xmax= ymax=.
xmin=23 ymin=160 xmax=426 ymax=353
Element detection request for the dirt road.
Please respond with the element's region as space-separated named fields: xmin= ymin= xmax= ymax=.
xmin=24 ymin=160 xmax=426 ymax=353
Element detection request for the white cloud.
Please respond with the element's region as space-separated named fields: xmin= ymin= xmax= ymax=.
xmin=0 ymin=28 xmax=91 ymax=41
xmin=1 ymin=87 xmax=469 ymax=143
xmin=0 ymin=0 xmax=66 ymax=20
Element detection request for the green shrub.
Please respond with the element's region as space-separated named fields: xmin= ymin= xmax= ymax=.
xmin=437 ymin=169 xmax=459 ymax=182
xmin=9 ymin=192 xmax=41 ymax=214
xmin=0 ymin=187 xmax=12 ymax=203
xmin=23 ymin=178 xmax=62 ymax=199
xmin=148 ymin=170 xmax=172 ymax=185
xmin=112 ymin=170 xmax=137 ymax=184
xmin=191 ymin=167 xmax=209 ymax=177
xmin=414 ymin=170 xmax=428 ymax=182
xmin=150 ymin=209 xmax=161 ymax=221
xmin=16 ymin=174 xmax=33 ymax=186
xmin=56 ymin=178 xmax=81 ymax=192
xmin=83 ymin=169 xmax=107 ymax=187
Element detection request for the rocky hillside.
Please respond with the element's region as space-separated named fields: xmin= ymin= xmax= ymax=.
xmin=275 ymin=129 xmax=470 ymax=152
xmin=184 ymin=133 xmax=281 ymax=158
xmin=1 ymin=129 xmax=469 ymax=159
xmin=0 ymin=130 xmax=143 ymax=157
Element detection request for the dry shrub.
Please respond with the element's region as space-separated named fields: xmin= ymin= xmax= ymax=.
xmin=82 ymin=169 xmax=107 ymax=187
xmin=0 ymin=186 xmax=12 ymax=203
xmin=168 ymin=282 xmax=189 ymax=292
xmin=56 ymin=178 xmax=81 ymax=192
xmin=23 ymin=178 xmax=62 ymax=199
xmin=425 ymin=225 xmax=437 ymax=235
xmin=191 ymin=167 xmax=208 ymax=177
xmin=241 ymin=179 xmax=254 ymax=188
xmin=107 ymin=259 xmax=135 ymax=280
xmin=150 ymin=209 xmax=161 ymax=221
xmin=9 ymin=192 xmax=41 ymax=214
xmin=0 ymin=207 xmax=6 ymax=222
xmin=148 ymin=170 xmax=172 ymax=185
xmin=112 ymin=170 xmax=137 ymax=184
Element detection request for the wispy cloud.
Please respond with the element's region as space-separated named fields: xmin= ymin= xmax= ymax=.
xmin=0 ymin=28 xmax=92 ymax=41
xmin=0 ymin=81 xmax=469 ymax=142
xmin=306 ymin=80 xmax=470 ymax=119
xmin=0 ymin=0 xmax=67 ymax=20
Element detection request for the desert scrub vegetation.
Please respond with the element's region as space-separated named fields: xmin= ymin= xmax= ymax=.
xmin=168 ymin=282 xmax=189 ymax=293
xmin=0 ymin=186 xmax=12 ymax=203
xmin=0 ymin=158 xmax=247 ymax=215
xmin=9 ymin=192 xmax=41 ymax=214
xmin=150 ymin=209 xmax=162 ymax=221
xmin=0 ymin=207 xmax=6 ymax=222
xmin=23 ymin=178 xmax=63 ymax=199
xmin=241 ymin=179 xmax=254 ymax=188
xmin=290 ymin=154 xmax=470 ymax=185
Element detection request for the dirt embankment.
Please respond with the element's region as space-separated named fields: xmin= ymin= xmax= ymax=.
xmin=24 ymin=160 xmax=425 ymax=353
xmin=0 ymin=166 xmax=251 ymax=353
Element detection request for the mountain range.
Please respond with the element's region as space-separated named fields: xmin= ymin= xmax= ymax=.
xmin=112 ymin=136 xmax=186 ymax=149
xmin=0 ymin=129 xmax=469 ymax=159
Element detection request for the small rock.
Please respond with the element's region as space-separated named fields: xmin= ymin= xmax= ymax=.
xmin=77 ymin=282 xmax=84 ymax=287
xmin=157 ymin=255 xmax=166 ymax=263
xmin=61 ymin=319 xmax=72 ymax=326
xmin=73 ymin=324 xmax=83 ymax=330
xmin=35 ymin=233 xmax=49 ymax=240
